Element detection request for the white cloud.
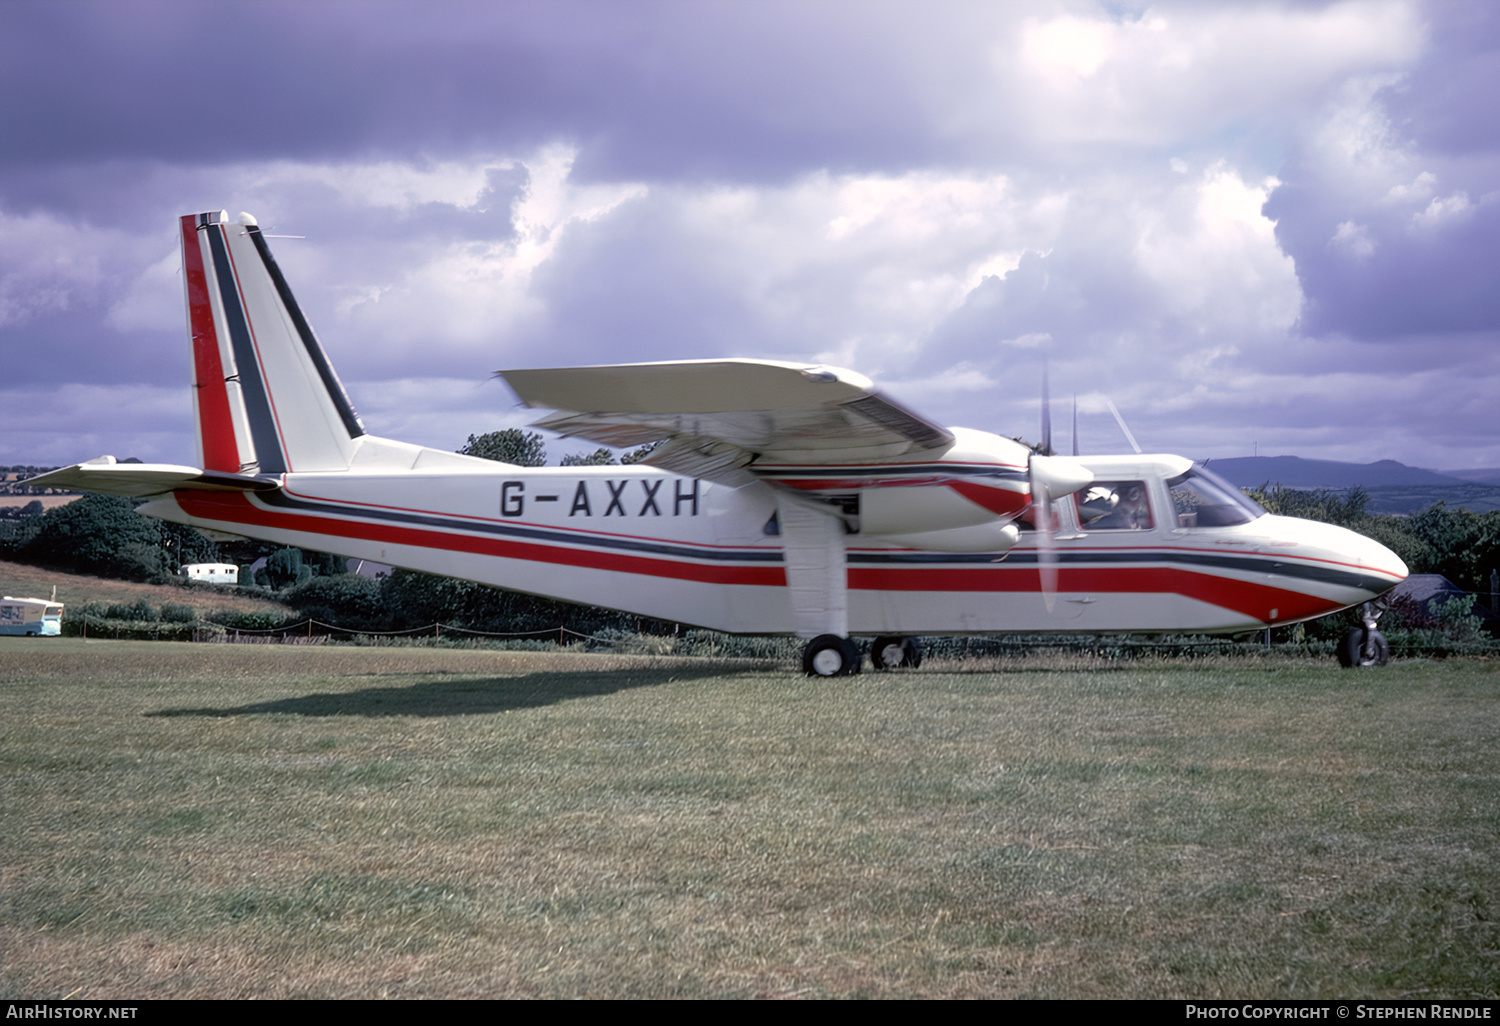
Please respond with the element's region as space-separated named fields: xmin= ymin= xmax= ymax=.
xmin=1002 ymin=2 xmax=1424 ymax=148
xmin=1021 ymin=14 xmax=1127 ymax=80
xmin=1382 ymin=170 xmax=1437 ymax=205
xmin=252 ymin=158 xmax=498 ymax=211
xmin=1132 ymin=165 xmax=1300 ymax=333
xmin=1329 ymin=220 xmax=1376 ymax=258
xmin=189 ymin=146 xmax=654 ymax=367
xmin=1411 ymin=192 xmax=1473 ymax=229
xmin=107 ymin=249 xmax=180 ymax=332
xmin=1298 ymin=72 xmax=1424 ymax=209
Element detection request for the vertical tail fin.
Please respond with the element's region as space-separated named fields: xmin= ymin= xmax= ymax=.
xmin=181 ymin=210 xmax=364 ymax=475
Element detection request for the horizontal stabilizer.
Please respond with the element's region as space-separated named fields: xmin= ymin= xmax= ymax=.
xmin=26 ymin=457 xmax=279 ymax=498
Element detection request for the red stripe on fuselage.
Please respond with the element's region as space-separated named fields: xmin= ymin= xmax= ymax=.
xmin=174 ymin=491 xmax=1341 ymax=623
xmin=280 ymin=483 xmax=747 ymax=553
xmin=175 ymin=491 xmax=785 ymax=586
xmin=848 ymin=564 xmax=1340 ymax=623
xmin=181 ymin=216 xmax=240 ymax=473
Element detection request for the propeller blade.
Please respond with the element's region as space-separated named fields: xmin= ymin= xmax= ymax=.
xmin=1037 ymin=367 xmax=1055 ymax=607
xmin=1040 ymin=365 xmax=1052 ymax=456
xmin=1028 ymin=455 xmax=1094 ymax=615
xmin=1029 ymin=371 xmax=1093 ymax=612
xmin=1104 ymin=396 xmax=1142 ymax=454
xmin=1033 ymin=477 xmax=1058 ymax=611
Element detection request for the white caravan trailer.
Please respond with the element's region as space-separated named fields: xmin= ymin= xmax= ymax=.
xmin=1 ymin=596 xmax=64 ymax=637
xmin=181 ymin=563 xmax=239 ymax=585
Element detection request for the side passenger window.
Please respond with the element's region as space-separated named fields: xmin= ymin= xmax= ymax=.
xmin=1076 ymin=481 xmax=1154 ymax=531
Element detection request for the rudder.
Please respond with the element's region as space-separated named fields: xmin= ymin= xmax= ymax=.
xmin=181 ymin=210 xmax=364 ymax=475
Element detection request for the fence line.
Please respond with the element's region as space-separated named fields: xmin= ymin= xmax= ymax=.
xmin=193 ymin=616 xmax=624 ymax=645
xmin=187 ymin=615 xmax=1260 ymax=655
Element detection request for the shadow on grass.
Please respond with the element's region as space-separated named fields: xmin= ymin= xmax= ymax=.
xmin=145 ymin=665 xmax=740 ymax=719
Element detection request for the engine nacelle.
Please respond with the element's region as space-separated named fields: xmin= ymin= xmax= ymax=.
xmin=860 ymin=484 xmax=1004 ymax=535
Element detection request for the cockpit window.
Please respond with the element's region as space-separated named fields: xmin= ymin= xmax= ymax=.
xmin=1076 ymin=481 xmax=1154 ymax=531
xmin=1166 ymin=466 xmax=1265 ymax=527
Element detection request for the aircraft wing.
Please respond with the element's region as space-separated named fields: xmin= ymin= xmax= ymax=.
xmin=25 ymin=458 xmax=280 ymax=498
xmin=499 ymin=360 xmax=954 ymax=484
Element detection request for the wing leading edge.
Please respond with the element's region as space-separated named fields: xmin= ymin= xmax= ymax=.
xmin=499 ymin=359 xmax=955 ymax=484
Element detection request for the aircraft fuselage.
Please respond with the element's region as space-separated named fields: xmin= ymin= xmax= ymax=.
xmin=139 ymin=444 xmax=1406 ymax=636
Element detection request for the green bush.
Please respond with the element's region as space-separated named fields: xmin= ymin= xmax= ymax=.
xmin=158 ymin=602 xmax=197 ymax=623
xmin=209 ymin=610 xmax=298 ymax=633
xmin=283 ymin=573 xmax=384 ymax=628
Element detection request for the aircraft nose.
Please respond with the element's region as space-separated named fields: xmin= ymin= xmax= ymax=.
xmin=1263 ymin=516 xmax=1408 ymax=601
xmin=1375 ymin=539 xmax=1408 ymax=586
xmin=1319 ymin=520 xmax=1409 ymax=596
xmin=1354 ymin=531 xmax=1408 ymax=594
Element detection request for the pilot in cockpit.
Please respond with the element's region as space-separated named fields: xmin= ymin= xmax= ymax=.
xmin=1078 ymin=481 xmax=1153 ymax=530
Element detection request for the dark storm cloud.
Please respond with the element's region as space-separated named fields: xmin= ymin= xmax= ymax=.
xmin=1267 ymin=186 xmax=1500 ymax=338
xmin=928 ymin=250 xmax=1122 ymax=368
xmin=522 ymin=198 xmax=774 ymax=365
xmin=1387 ymin=0 xmax=1500 ymax=154
xmin=1264 ymin=1 xmax=1500 ymax=342
xmin=0 ymin=0 xmax=956 ymax=191
xmin=0 ymin=309 xmax=182 ymax=390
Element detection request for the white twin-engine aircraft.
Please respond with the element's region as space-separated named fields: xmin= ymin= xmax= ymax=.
xmin=32 ymin=211 xmax=1409 ymax=674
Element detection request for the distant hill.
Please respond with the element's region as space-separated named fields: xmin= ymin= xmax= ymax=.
xmin=1440 ymin=468 xmax=1500 ymax=486
xmin=1202 ymin=456 xmax=1500 ymax=514
xmin=1206 ymin=456 xmax=1466 ymax=489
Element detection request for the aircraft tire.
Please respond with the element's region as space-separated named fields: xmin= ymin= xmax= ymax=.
xmin=803 ymin=634 xmax=862 ymax=677
xmin=1336 ymin=627 xmax=1389 ymax=668
xmin=870 ymin=636 xmax=922 ymax=670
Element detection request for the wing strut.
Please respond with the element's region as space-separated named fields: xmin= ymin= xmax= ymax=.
xmin=774 ymin=494 xmax=848 ymax=641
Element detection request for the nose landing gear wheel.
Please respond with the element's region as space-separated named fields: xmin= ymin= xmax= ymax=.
xmin=1337 ymin=627 xmax=1389 ymax=668
xmin=869 ymin=635 xmax=922 ymax=670
xmin=802 ymin=634 xmax=863 ymax=677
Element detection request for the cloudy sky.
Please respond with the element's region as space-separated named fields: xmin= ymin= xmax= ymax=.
xmin=2 ymin=0 xmax=1496 ymax=471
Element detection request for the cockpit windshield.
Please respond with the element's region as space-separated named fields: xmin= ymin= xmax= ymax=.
xmin=1166 ymin=466 xmax=1266 ymax=528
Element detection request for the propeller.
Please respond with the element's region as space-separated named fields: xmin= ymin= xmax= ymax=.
xmin=1028 ymin=370 xmax=1092 ymax=612
xmin=1104 ymin=396 xmax=1143 ymax=454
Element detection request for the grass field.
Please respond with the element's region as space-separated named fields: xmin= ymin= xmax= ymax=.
xmin=1 ymin=639 xmax=1496 ymax=999
xmin=0 ymin=559 xmax=293 ymax=617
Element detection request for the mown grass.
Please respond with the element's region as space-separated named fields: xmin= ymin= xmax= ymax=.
xmin=1 ymin=639 xmax=1496 ymax=999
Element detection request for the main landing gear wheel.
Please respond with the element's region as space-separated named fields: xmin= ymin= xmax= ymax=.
xmin=1337 ymin=627 xmax=1389 ymax=668
xmin=869 ymin=635 xmax=922 ymax=670
xmin=802 ymin=634 xmax=863 ymax=677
